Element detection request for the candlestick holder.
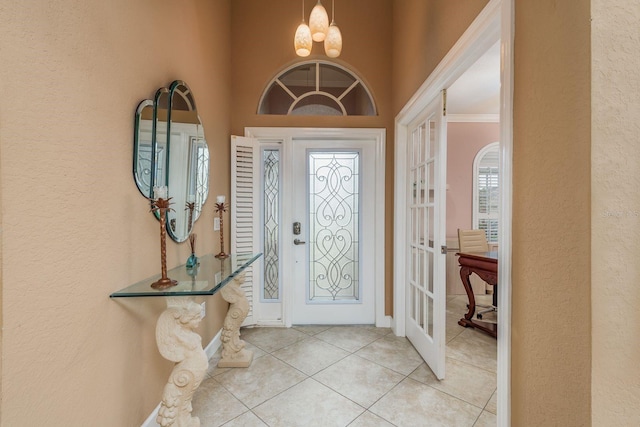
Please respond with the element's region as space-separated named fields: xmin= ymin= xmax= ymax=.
xmin=150 ymin=197 xmax=178 ymax=289
xmin=185 ymin=200 xmax=196 ymax=234
xmin=214 ymin=202 xmax=228 ymax=259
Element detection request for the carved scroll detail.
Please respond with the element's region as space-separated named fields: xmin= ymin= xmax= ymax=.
xmin=156 ymin=298 xmax=208 ymax=427
xmin=218 ymin=272 xmax=254 ymax=368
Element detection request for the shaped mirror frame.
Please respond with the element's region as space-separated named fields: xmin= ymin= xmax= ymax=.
xmin=165 ymin=80 xmax=209 ymax=243
xmin=133 ymin=82 xmax=209 ymax=243
xmin=133 ymin=99 xmax=154 ymax=197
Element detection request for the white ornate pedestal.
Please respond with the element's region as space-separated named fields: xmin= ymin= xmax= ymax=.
xmin=154 ymin=274 xmax=253 ymax=425
xmin=155 ymin=297 xmax=208 ymax=427
xmin=218 ymin=272 xmax=253 ymax=368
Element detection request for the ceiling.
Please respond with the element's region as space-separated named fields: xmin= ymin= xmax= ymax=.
xmin=447 ymin=41 xmax=501 ymax=116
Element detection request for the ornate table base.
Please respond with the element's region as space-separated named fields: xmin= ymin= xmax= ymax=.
xmin=457 ymin=252 xmax=498 ymax=339
xmin=218 ymin=272 xmax=254 ymax=368
xmin=155 ymin=297 xmax=208 ymax=427
xmin=153 ymin=273 xmax=254 ymax=426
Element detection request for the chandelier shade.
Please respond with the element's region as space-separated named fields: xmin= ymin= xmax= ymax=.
xmin=324 ymin=23 xmax=342 ymax=58
xmin=294 ymin=23 xmax=313 ymax=57
xmin=294 ymin=0 xmax=313 ymax=57
xmin=309 ymin=1 xmax=329 ymax=42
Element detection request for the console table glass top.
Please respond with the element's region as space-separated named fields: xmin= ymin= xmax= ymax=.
xmin=110 ymin=253 xmax=262 ymax=298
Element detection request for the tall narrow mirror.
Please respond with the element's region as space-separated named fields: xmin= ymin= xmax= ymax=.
xmin=133 ymin=99 xmax=154 ymax=197
xmin=165 ymin=80 xmax=209 ymax=243
xmin=153 ymin=87 xmax=170 ymax=194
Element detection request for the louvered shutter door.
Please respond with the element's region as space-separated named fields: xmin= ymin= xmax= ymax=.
xmin=230 ymin=136 xmax=261 ymax=326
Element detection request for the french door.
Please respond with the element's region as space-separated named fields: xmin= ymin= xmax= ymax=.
xmin=404 ymin=92 xmax=447 ymax=379
xmin=231 ymin=129 xmax=385 ymax=327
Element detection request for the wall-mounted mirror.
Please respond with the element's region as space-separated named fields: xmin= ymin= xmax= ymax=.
xmin=133 ymin=81 xmax=209 ymax=243
xmin=165 ymin=80 xmax=209 ymax=242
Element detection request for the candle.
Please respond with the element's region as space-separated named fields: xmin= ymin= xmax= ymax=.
xmin=153 ymin=186 xmax=168 ymax=200
xmin=187 ymin=194 xmax=195 ymax=203
xmin=216 ymin=195 xmax=226 ymax=204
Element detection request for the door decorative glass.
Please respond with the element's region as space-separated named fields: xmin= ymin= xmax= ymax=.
xmin=263 ymin=149 xmax=280 ymax=300
xmin=308 ymin=152 xmax=360 ymax=302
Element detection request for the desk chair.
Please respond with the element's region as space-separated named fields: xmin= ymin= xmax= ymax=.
xmin=457 ymin=229 xmax=497 ymax=319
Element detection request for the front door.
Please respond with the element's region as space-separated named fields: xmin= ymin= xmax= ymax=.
xmin=231 ymin=129 xmax=386 ymax=327
xmin=404 ymin=92 xmax=447 ymax=379
xmin=291 ymin=139 xmax=376 ymax=325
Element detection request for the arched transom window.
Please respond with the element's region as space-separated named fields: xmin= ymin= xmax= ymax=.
xmin=258 ymin=60 xmax=376 ymax=116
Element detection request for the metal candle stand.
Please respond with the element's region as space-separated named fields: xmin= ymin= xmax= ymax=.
xmin=150 ymin=195 xmax=178 ymax=289
xmin=214 ymin=201 xmax=228 ymax=259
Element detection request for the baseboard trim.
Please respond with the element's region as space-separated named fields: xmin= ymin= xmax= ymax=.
xmin=377 ymin=315 xmax=392 ymax=328
xmin=140 ymin=329 xmax=222 ymax=427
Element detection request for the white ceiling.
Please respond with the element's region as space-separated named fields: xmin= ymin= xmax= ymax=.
xmin=447 ymin=41 xmax=501 ymax=116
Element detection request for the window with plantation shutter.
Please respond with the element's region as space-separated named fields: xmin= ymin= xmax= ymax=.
xmin=230 ymin=136 xmax=261 ymax=325
xmin=473 ymin=142 xmax=499 ymax=244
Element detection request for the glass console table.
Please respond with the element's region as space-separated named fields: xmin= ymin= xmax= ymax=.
xmin=111 ymin=253 xmax=262 ymax=427
xmin=110 ymin=253 xmax=262 ymax=298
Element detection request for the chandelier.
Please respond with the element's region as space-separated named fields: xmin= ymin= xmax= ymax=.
xmin=294 ymin=0 xmax=342 ymax=58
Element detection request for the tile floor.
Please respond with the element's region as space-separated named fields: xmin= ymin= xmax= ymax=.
xmin=192 ymin=295 xmax=497 ymax=426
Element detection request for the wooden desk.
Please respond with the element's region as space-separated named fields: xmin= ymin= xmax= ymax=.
xmin=456 ymin=251 xmax=498 ymax=338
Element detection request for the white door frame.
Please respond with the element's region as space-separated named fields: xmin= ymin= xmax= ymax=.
xmin=245 ymin=127 xmax=389 ymax=329
xmin=392 ymin=0 xmax=513 ymax=425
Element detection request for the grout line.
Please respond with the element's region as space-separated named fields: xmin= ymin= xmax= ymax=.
xmin=207 ymin=325 xmax=495 ymax=426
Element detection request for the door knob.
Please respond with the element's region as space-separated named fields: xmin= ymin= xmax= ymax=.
xmin=294 ymin=238 xmax=306 ymax=245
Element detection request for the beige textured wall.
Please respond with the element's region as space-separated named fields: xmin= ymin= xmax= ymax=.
xmin=591 ymin=0 xmax=640 ymax=424
xmin=391 ymin=0 xmax=489 ymax=114
xmin=0 ymin=0 xmax=231 ymax=424
xmin=512 ymin=1 xmax=591 ymax=425
xmin=230 ymin=0 xmax=395 ymax=313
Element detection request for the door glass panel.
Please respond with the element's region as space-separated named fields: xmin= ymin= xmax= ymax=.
xmin=427 ymin=296 xmax=434 ymax=338
xmin=416 ymin=287 xmax=423 ymax=326
xmin=263 ymin=149 xmax=280 ymax=300
xmin=418 ymin=206 xmax=425 ymax=248
xmin=412 ymin=130 xmax=420 ymax=173
xmin=411 ymin=247 xmax=418 ymax=282
xmin=420 ymin=123 xmax=427 ymax=163
xmin=428 ymin=206 xmax=434 ymax=248
xmin=427 ymin=161 xmax=435 ymax=204
xmin=428 ymin=119 xmax=436 ymax=159
xmin=428 ymin=251 xmax=434 ymax=293
xmin=419 ymin=250 xmax=426 ymax=289
xmin=419 ymin=164 xmax=426 ymax=203
xmin=308 ymin=152 xmax=360 ymax=302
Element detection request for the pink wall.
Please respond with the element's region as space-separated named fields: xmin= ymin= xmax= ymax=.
xmin=446 ymin=121 xmax=500 ymax=239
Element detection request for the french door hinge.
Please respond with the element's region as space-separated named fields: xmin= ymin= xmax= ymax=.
xmin=441 ymin=245 xmax=447 ymax=254
xmin=442 ymin=89 xmax=447 ymax=116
